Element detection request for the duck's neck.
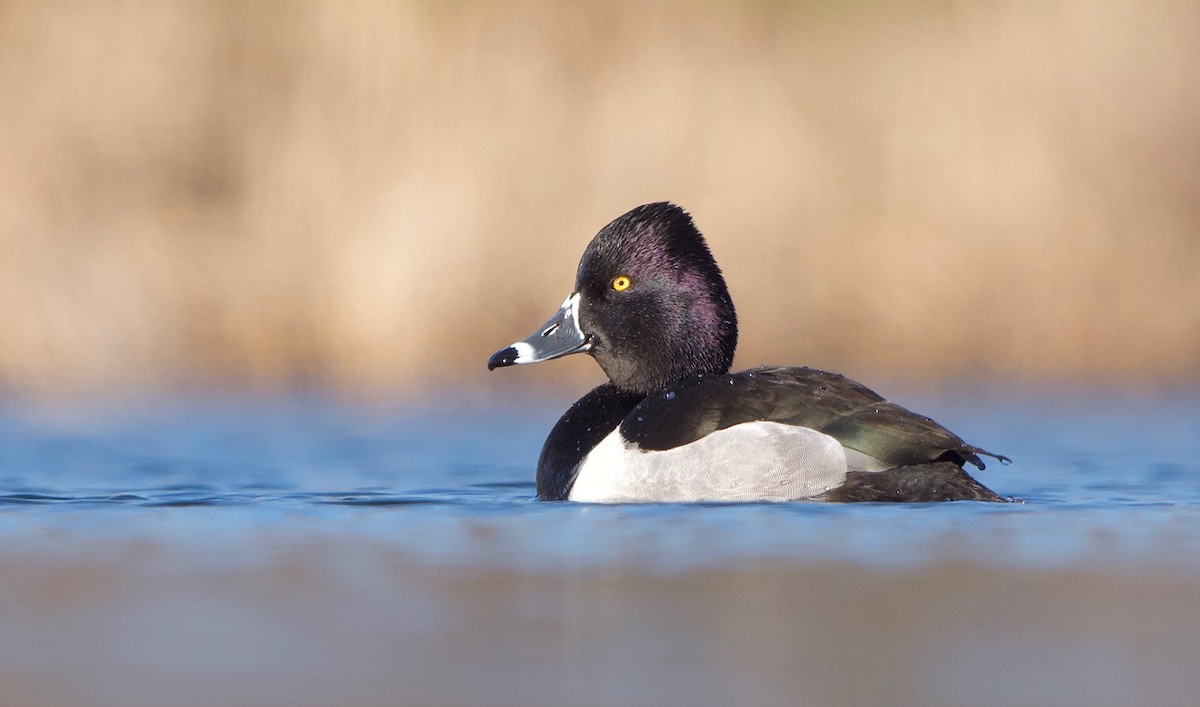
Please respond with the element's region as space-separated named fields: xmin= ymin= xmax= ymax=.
xmin=594 ymin=307 xmax=737 ymax=396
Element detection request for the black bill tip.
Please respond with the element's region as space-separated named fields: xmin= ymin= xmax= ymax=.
xmin=487 ymin=346 xmax=519 ymax=371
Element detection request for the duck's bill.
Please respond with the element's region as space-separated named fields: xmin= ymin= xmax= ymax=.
xmin=488 ymin=292 xmax=590 ymax=370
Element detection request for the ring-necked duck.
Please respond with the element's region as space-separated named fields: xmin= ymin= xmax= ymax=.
xmin=488 ymin=202 xmax=1009 ymax=502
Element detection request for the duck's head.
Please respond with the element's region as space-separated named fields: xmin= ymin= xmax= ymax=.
xmin=488 ymin=202 xmax=738 ymax=395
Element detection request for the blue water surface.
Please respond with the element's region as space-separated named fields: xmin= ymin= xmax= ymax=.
xmin=2 ymin=385 xmax=1198 ymax=573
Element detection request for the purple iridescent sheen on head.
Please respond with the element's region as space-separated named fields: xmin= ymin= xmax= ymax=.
xmin=572 ymin=203 xmax=738 ymax=394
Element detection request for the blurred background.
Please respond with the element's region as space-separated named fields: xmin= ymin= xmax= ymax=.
xmin=4 ymin=6 xmax=1200 ymax=706
xmin=1 ymin=0 xmax=1197 ymax=397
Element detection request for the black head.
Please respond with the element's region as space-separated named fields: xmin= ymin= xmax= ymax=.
xmin=488 ymin=202 xmax=738 ymax=395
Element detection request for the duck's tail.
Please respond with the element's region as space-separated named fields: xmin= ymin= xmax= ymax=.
xmin=819 ymin=461 xmax=1006 ymax=502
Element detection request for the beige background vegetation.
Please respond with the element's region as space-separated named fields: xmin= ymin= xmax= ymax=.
xmin=1 ymin=1 xmax=1197 ymax=396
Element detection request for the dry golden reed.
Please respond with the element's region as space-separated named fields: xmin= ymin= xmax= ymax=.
xmin=0 ymin=1 xmax=1197 ymax=395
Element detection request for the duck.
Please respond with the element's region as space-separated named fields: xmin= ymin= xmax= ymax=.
xmin=488 ymin=202 xmax=1009 ymax=502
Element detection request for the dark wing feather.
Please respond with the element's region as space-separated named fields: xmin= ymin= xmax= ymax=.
xmin=620 ymin=366 xmax=1009 ymax=470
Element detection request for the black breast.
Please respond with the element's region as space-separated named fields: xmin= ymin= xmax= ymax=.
xmin=536 ymin=384 xmax=646 ymax=500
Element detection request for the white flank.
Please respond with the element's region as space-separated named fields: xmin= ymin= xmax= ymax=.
xmin=568 ymin=421 xmax=849 ymax=503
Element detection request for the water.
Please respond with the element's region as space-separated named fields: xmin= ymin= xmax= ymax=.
xmin=2 ymin=387 xmax=1199 ymax=706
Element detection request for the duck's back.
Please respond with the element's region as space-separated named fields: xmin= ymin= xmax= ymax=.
xmin=622 ymin=366 xmax=1008 ymax=472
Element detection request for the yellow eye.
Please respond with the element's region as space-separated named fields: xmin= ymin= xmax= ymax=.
xmin=611 ymin=275 xmax=631 ymax=292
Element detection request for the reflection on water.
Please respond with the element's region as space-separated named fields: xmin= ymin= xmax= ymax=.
xmin=1 ymin=388 xmax=1199 ymax=706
